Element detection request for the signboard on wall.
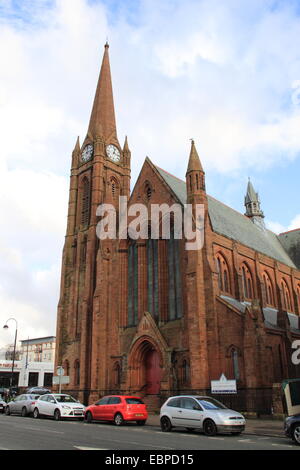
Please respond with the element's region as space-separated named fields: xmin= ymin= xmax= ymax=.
xmin=211 ymin=374 xmax=237 ymax=394
xmin=52 ymin=376 xmax=69 ymax=385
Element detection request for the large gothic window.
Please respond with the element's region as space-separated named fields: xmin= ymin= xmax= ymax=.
xmin=241 ymin=263 xmax=254 ymax=299
xmin=215 ymin=253 xmax=231 ymax=295
xmin=81 ymin=177 xmax=91 ymax=226
xmin=167 ymin=227 xmax=183 ymax=320
xmin=127 ymin=240 xmax=138 ymax=326
xmin=147 ymin=238 xmax=159 ymax=321
xmin=263 ymin=271 xmax=275 ymax=306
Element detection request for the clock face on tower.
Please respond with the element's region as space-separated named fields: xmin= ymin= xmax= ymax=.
xmin=81 ymin=144 xmax=93 ymax=162
xmin=106 ymin=144 xmax=121 ymax=163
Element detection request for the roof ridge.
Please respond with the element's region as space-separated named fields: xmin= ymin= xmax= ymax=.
xmin=155 ymin=164 xmax=186 ymax=184
xmin=279 ymin=228 xmax=300 ymax=235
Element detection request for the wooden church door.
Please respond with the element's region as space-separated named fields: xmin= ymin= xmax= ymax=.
xmin=145 ymin=349 xmax=161 ymax=394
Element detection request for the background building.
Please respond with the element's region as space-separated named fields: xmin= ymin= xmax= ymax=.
xmin=20 ymin=336 xmax=56 ymax=364
xmin=0 ymin=336 xmax=55 ymax=390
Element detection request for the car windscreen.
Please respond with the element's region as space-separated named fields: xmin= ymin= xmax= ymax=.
xmin=125 ymin=398 xmax=144 ymax=405
xmin=196 ymin=398 xmax=228 ymax=410
xmin=54 ymin=395 xmax=77 ymax=403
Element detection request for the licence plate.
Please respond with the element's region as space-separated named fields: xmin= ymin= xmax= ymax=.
xmin=135 ymin=413 xmax=143 ymax=416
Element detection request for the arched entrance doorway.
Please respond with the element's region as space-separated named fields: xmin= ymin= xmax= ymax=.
xmin=129 ymin=338 xmax=163 ymax=395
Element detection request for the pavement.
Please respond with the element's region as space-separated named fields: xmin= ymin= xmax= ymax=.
xmin=146 ymin=414 xmax=285 ymax=438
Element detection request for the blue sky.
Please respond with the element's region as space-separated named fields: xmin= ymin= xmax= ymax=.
xmin=0 ymin=0 xmax=300 ymax=348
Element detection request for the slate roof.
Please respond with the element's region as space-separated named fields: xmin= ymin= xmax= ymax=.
xmin=220 ymin=296 xmax=300 ymax=331
xmin=154 ymin=165 xmax=296 ymax=268
xmin=278 ymin=229 xmax=300 ymax=269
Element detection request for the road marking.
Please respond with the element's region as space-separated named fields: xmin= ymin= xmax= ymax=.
xmin=271 ymin=443 xmax=294 ymax=448
xmin=74 ymin=446 xmax=108 ymax=450
xmin=238 ymin=439 xmax=252 ymax=443
xmin=207 ymin=437 xmax=225 ymax=440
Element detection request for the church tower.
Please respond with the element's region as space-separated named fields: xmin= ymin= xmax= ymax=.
xmin=55 ymin=43 xmax=131 ymax=404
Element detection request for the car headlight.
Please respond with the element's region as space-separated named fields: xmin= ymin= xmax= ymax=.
xmin=62 ymin=405 xmax=71 ymax=410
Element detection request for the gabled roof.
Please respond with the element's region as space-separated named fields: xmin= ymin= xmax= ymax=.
xmin=154 ymin=164 xmax=296 ymax=268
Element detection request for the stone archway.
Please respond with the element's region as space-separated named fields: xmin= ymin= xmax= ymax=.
xmin=128 ymin=336 xmax=163 ymax=395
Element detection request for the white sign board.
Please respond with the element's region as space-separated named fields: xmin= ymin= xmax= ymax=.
xmin=56 ymin=366 xmax=64 ymax=376
xmin=211 ymin=374 xmax=237 ymax=394
xmin=52 ymin=376 xmax=70 ymax=385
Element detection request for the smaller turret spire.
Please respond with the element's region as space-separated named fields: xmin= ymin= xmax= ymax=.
xmin=186 ymin=139 xmax=203 ymax=174
xmin=123 ymin=135 xmax=130 ymax=152
xmin=186 ymin=140 xmax=206 ymax=202
xmin=74 ymin=136 xmax=80 ymax=153
xmin=244 ymin=178 xmax=264 ymax=222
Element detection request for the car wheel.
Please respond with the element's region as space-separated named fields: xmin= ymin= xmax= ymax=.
xmin=136 ymin=420 xmax=146 ymax=426
xmin=114 ymin=413 xmax=124 ymax=426
xmin=292 ymin=424 xmax=300 ymax=445
xmin=21 ymin=407 xmax=27 ymax=417
xmin=5 ymin=406 xmax=10 ymax=416
xmin=160 ymin=416 xmax=172 ymax=432
xmin=33 ymin=408 xmax=40 ymax=419
xmin=85 ymin=411 xmax=93 ymax=423
xmin=203 ymin=419 xmax=217 ymax=436
xmin=54 ymin=409 xmax=61 ymax=421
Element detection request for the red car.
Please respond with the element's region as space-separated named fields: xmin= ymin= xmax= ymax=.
xmin=84 ymin=395 xmax=148 ymax=426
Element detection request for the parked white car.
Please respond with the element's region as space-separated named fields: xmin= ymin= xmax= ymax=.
xmin=32 ymin=393 xmax=85 ymax=421
xmin=160 ymin=395 xmax=245 ymax=436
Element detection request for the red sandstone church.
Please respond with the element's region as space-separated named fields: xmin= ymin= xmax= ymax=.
xmin=55 ymin=43 xmax=300 ymax=413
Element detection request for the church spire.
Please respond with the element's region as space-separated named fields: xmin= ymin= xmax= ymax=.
xmin=244 ymin=178 xmax=264 ymax=221
xmin=87 ymin=42 xmax=118 ymax=142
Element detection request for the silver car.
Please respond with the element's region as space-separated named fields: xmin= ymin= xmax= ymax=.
xmin=5 ymin=394 xmax=40 ymax=417
xmin=160 ymin=395 xmax=245 ymax=436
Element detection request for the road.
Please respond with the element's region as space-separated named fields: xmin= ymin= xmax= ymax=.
xmin=0 ymin=414 xmax=299 ymax=451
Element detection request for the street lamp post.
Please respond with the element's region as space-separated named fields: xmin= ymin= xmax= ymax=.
xmin=3 ymin=318 xmax=18 ymax=390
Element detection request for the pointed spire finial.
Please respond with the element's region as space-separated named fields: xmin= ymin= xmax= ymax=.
xmin=72 ymin=136 xmax=80 ymax=154
xmin=186 ymin=139 xmax=203 ymax=174
xmin=123 ymin=135 xmax=130 ymax=152
xmin=87 ymin=42 xmax=118 ymax=142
